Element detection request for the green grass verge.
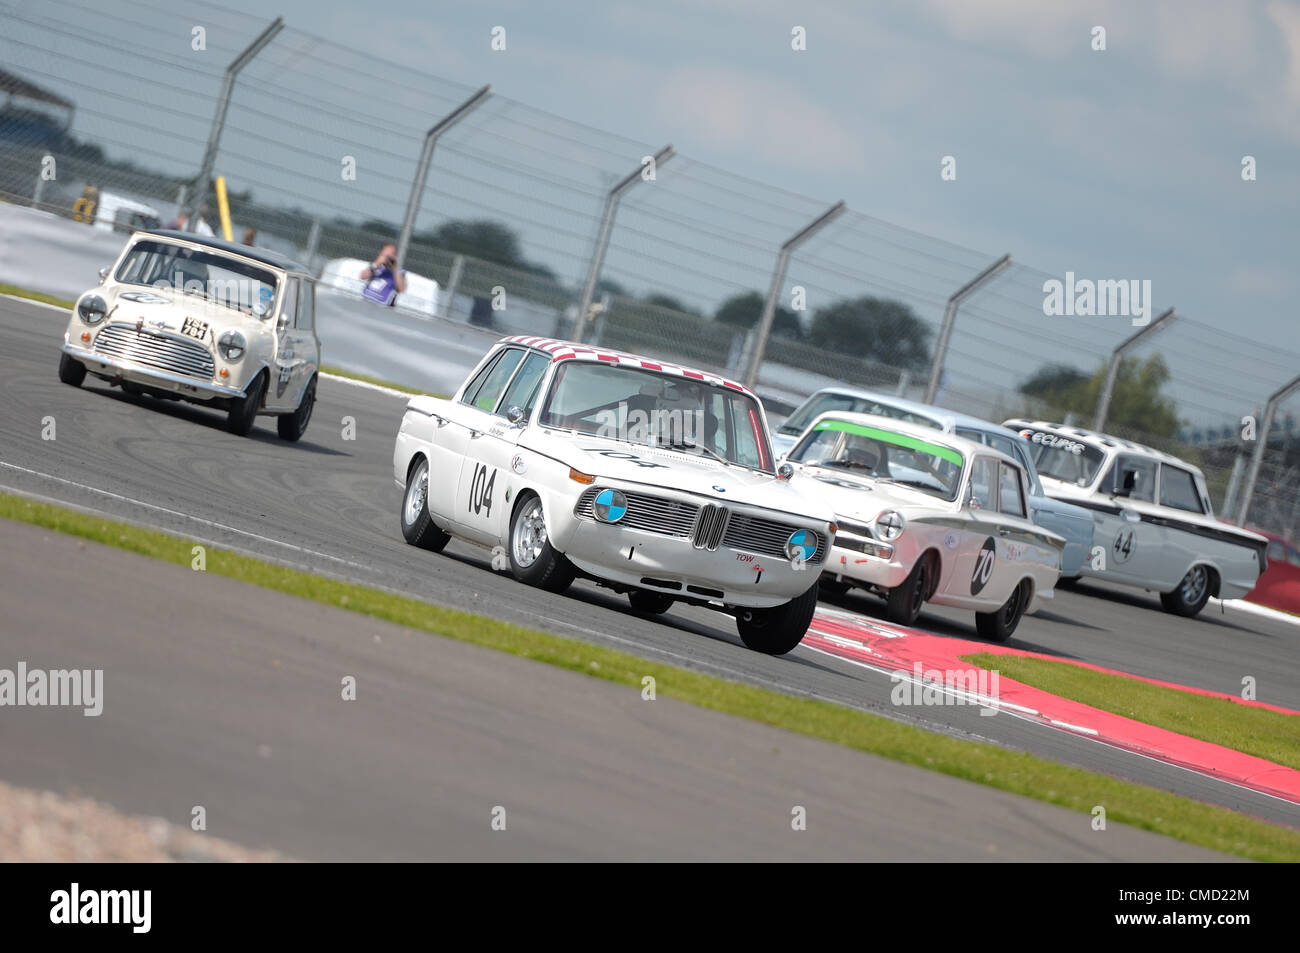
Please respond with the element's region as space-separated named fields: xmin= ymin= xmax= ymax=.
xmin=963 ymin=652 xmax=1300 ymax=771
xmin=0 ymin=283 xmax=74 ymax=310
xmin=320 ymin=364 xmax=439 ymax=397
xmin=3 ymin=490 xmax=1299 ymax=861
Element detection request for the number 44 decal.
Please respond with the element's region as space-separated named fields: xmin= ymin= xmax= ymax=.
xmin=468 ymin=463 xmax=496 ymax=517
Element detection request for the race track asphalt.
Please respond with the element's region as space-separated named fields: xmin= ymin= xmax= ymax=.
xmin=1 ymin=296 xmax=1296 ymax=838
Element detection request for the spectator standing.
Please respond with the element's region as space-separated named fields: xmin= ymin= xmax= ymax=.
xmin=360 ymin=242 xmax=407 ymax=306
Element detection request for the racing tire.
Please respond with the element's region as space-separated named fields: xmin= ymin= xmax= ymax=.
xmin=628 ymin=590 xmax=674 ymax=615
xmin=884 ymin=554 xmax=933 ymax=626
xmin=736 ymin=583 xmax=819 ymax=656
xmin=399 ymin=457 xmax=450 ymax=552
xmin=975 ymin=579 xmax=1030 ymax=643
xmin=277 ymin=374 xmax=316 ymax=442
xmin=227 ymin=370 xmax=266 ymax=436
xmin=1159 ymin=565 xmax=1212 ymax=617
xmin=508 ymin=492 xmax=576 ymax=594
xmin=58 ymin=353 xmax=85 ymax=387
xmin=120 ymin=381 xmax=144 ymax=397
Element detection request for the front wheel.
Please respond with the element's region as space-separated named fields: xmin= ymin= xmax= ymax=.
xmin=508 ymin=493 xmax=576 ymax=593
xmin=1160 ymin=565 xmax=1212 ymax=617
xmin=277 ymin=374 xmax=316 ymax=441
xmin=227 ymin=371 xmax=266 ymax=436
xmin=736 ymin=584 xmax=819 ymax=655
xmin=400 ymin=457 xmax=450 ymax=551
xmin=884 ymin=555 xmax=933 ymax=626
xmin=58 ymin=353 xmax=86 ymax=387
xmin=975 ymin=579 xmax=1030 ymax=643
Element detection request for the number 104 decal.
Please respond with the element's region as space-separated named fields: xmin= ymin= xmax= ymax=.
xmin=468 ymin=463 xmax=497 ymax=516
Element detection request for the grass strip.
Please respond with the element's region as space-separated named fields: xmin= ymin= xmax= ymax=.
xmin=0 ymin=284 xmax=74 ymax=310
xmin=963 ymin=652 xmax=1300 ymax=772
xmin=3 ymin=492 xmax=1299 ymax=860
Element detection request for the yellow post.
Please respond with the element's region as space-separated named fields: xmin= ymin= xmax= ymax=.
xmin=214 ymin=176 xmax=234 ymax=242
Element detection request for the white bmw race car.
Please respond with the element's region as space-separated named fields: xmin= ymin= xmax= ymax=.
xmin=392 ymin=336 xmax=837 ymax=655
xmin=786 ymin=412 xmax=1065 ymax=642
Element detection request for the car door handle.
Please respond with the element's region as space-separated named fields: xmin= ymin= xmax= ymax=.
xmin=997 ymin=526 xmax=1012 ymax=536
xmin=469 ymin=430 xmax=483 ymax=439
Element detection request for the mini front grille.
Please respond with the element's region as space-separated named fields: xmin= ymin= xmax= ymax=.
xmin=692 ymin=503 xmax=729 ymax=550
xmin=723 ymin=513 xmax=827 ymax=564
xmin=93 ymin=322 xmax=215 ymax=381
xmin=575 ymin=487 xmax=700 ymax=537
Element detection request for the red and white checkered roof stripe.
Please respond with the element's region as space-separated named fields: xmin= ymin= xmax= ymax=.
xmin=502 ymin=335 xmax=753 ymax=396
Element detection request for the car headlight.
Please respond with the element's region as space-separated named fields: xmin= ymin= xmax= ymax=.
xmin=876 ymin=510 xmax=906 ymax=540
xmin=218 ymin=330 xmax=246 ymax=362
xmin=592 ymin=488 xmax=627 ymax=523
xmin=77 ymin=294 xmax=107 ymax=325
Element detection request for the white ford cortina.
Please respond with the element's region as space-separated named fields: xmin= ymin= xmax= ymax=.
xmin=392 ymin=336 xmax=837 ymax=655
xmin=786 ymin=412 xmax=1065 ymax=642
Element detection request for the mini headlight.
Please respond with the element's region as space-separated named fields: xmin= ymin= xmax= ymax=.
xmin=876 ymin=510 xmax=906 ymax=540
xmin=218 ymin=330 xmax=246 ymax=362
xmin=77 ymin=294 xmax=107 ymax=325
xmin=592 ymin=488 xmax=627 ymax=523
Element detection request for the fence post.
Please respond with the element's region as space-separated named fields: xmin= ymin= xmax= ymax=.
xmin=571 ymin=145 xmax=675 ymax=343
xmin=743 ymin=200 xmax=846 ymax=389
xmin=1093 ymin=307 xmax=1177 ymax=432
xmin=441 ymin=254 xmax=465 ymax=320
xmin=1236 ymin=374 xmax=1300 ymax=526
xmin=395 ymin=85 xmax=493 ymax=271
xmin=923 ymin=253 xmax=1012 ymax=404
xmin=186 ymin=17 xmax=284 ymax=230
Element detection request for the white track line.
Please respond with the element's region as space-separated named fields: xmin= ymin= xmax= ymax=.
xmin=0 ymin=462 xmax=372 ymax=574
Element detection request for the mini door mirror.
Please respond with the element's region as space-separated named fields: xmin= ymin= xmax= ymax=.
xmin=776 ymin=462 xmax=794 ymax=481
xmin=97 ymin=267 xmax=109 ymax=284
xmin=506 ymin=405 xmax=525 ymax=426
xmin=277 ymin=312 xmax=291 ymax=331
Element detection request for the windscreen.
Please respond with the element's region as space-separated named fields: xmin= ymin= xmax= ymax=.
xmin=790 ymin=418 xmax=963 ymax=500
xmin=538 ymin=361 xmax=773 ymax=471
xmin=115 ymin=239 xmax=279 ymax=317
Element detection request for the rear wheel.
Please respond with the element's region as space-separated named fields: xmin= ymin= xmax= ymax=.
xmin=227 ymin=371 xmax=266 ymax=436
xmin=628 ymin=590 xmax=674 ymax=614
xmin=976 ymin=579 xmax=1030 ymax=643
xmin=884 ymin=554 xmax=933 ymax=626
xmin=736 ymin=583 xmax=819 ymax=656
xmin=277 ymin=374 xmax=316 ymax=441
xmin=58 ymin=353 xmax=85 ymax=387
xmin=508 ymin=493 xmax=576 ymax=593
xmin=1160 ymin=565 xmax=1212 ymax=617
xmin=399 ymin=457 xmax=450 ymax=552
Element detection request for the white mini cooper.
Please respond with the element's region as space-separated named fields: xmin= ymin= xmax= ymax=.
xmin=392 ymin=336 xmax=837 ymax=655
xmin=786 ymin=412 xmax=1065 ymax=642
xmin=58 ymin=230 xmax=320 ymax=440
xmin=1004 ymin=419 xmax=1267 ymax=617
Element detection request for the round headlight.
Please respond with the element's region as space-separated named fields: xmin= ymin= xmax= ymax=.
xmin=876 ymin=510 xmax=906 ymax=540
xmin=218 ymin=330 xmax=246 ymax=363
xmin=785 ymin=529 xmax=818 ymax=561
xmin=592 ymin=488 xmax=627 ymax=523
xmin=77 ymin=294 xmax=107 ymax=325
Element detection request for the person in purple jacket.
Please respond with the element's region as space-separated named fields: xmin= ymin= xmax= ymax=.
xmin=360 ymin=242 xmax=408 ymax=306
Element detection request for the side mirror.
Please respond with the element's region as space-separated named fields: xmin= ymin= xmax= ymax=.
xmin=964 ymin=483 xmax=981 ymax=510
xmin=277 ymin=312 xmax=291 ymax=331
xmin=776 ymin=462 xmax=794 ymax=482
xmin=97 ymin=267 xmax=109 ymax=284
xmin=506 ymin=405 xmax=525 ymax=426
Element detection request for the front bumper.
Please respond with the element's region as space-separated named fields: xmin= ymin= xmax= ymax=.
xmin=561 ymin=519 xmax=821 ymax=609
xmin=62 ymin=342 xmax=248 ymax=400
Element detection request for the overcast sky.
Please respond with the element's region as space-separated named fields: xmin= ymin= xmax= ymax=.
xmin=5 ymin=0 xmax=1299 ymax=426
